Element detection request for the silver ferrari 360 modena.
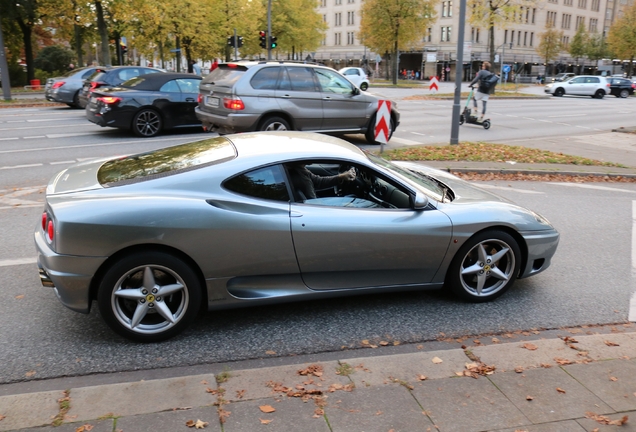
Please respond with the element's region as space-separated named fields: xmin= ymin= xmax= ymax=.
xmin=35 ymin=132 xmax=559 ymax=342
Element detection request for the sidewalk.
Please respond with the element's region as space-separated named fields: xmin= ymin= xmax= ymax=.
xmin=1 ymin=325 xmax=636 ymax=431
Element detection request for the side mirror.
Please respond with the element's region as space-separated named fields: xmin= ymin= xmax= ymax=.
xmin=352 ymin=87 xmax=360 ymax=96
xmin=413 ymin=192 xmax=429 ymax=210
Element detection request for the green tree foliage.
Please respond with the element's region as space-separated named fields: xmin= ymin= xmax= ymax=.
xmin=585 ymin=32 xmax=610 ymax=62
xmin=0 ymin=0 xmax=40 ymax=82
xmin=34 ymin=46 xmax=75 ymax=73
xmin=468 ymin=0 xmax=538 ymax=66
xmin=607 ymin=1 xmax=636 ymax=76
xmin=359 ymin=0 xmax=436 ymax=84
xmin=268 ymin=0 xmax=327 ymax=60
xmin=568 ymin=23 xmax=587 ymax=74
xmin=537 ymin=25 xmax=563 ymax=74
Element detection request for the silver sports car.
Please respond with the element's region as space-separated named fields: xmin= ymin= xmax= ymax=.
xmin=35 ymin=132 xmax=559 ymax=342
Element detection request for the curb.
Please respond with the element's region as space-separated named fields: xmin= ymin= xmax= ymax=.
xmin=443 ymin=168 xmax=636 ymax=179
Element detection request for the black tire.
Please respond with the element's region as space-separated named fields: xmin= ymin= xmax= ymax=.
xmin=482 ymin=119 xmax=491 ymax=130
xmin=132 ymin=109 xmax=163 ymax=137
xmin=72 ymin=90 xmax=81 ymax=108
xmin=259 ymin=116 xmax=290 ymax=131
xmin=446 ymin=230 xmax=521 ymax=303
xmin=360 ymin=82 xmax=369 ymax=91
xmin=594 ymin=90 xmax=605 ymax=99
xmin=459 ymin=114 xmax=465 ymax=125
xmin=97 ymin=251 xmax=202 ymax=342
xmin=365 ymin=113 xmax=395 ymax=145
xmin=619 ymin=89 xmax=629 ymax=98
xmin=554 ymin=88 xmax=565 ymax=97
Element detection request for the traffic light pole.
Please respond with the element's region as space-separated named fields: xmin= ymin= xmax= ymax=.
xmin=267 ymin=0 xmax=272 ymax=60
xmin=233 ymin=28 xmax=238 ymax=61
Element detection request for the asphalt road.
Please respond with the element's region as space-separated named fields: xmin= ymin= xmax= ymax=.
xmin=1 ymin=94 xmax=635 ymax=384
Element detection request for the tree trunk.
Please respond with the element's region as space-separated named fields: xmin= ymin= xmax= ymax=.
xmin=16 ymin=19 xmax=34 ymax=83
xmin=74 ymin=24 xmax=83 ymax=67
xmin=95 ymin=0 xmax=110 ymax=66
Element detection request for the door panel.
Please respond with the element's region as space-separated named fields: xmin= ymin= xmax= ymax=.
xmin=275 ymin=67 xmax=322 ymax=130
xmin=315 ymin=68 xmax=369 ymax=130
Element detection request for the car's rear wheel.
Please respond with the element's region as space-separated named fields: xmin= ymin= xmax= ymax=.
xmin=259 ymin=116 xmax=290 ymax=131
xmin=554 ymin=88 xmax=565 ymax=97
xmin=97 ymin=251 xmax=202 ymax=342
xmin=133 ymin=109 xmax=163 ymax=137
xmin=619 ymin=89 xmax=629 ymax=98
xmin=447 ymin=230 xmax=521 ymax=303
xmin=365 ymin=113 xmax=394 ymax=145
xmin=360 ymin=82 xmax=369 ymax=91
xmin=594 ymin=90 xmax=605 ymax=99
xmin=72 ymin=90 xmax=81 ymax=108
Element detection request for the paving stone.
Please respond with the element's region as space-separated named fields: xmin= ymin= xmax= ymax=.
xmin=222 ymin=397 xmax=330 ymax=432
xmin=340 ymin=349 xmax=470 ymax=387
xmin=488 ymin=367 xmax=614 ymax=423
xmin=472 ymin=338 xmax=580 ymax=372
xmin=0 ymin=390 xmax=63 ymax=431
xmin=115 ymin=406 xmax=221 ymax=432
xmin=410 ymin=375 xmax=531 ymax=432
xmin=490 ymin=419 xmax=587 ymax=431
xmin=324 ymin=383 xmax=434 ymax=431
xmin=575 ymin=410 xmax=636 ymax=432
xmin=221 ymin=361 xmax=349 ymax=402
xmin=17 ymin=419 xmax=114 ymax=432
xmin=575 ymin=333 xmax=636 ymax=361
xmin=67 ymin=374 xmax=216 ymax=422
xmin=564 ymin=359 xmax=636 ymax=412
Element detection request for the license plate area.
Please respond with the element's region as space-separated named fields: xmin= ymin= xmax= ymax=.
xmin=205 ymin=96 xmax=220 ymax=108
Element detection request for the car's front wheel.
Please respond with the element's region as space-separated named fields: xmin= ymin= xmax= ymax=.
xmin=360 ymin=82 xmax=369 ymax=91
xmin=447 ymin=230 xmax=521 ymax=303
xmin=553 ymin=88 xmax=565 ymax=97
xmin=133 ymin=109 xmax=163 ymax=137
xmin=619 ymin=89 xmax=630 ymax=98
xmin=594 ymin=90 xmax=605 ymax=99
xmin=259 ymin=116 xmax=290 ymax=131
xmin=97 ymin=251 xmax=202 ymax=342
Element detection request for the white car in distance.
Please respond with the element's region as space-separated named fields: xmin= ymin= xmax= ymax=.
xmin=339 ymin=67 xmax=370 ymax=91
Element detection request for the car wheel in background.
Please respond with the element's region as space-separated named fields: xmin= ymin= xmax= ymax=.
xmin=259 ymin=116 xmax=290 ymax=132
xmin=554 ymin=88 xmax=565 ymax=97
xmin=446 ymin=230 xmax=521 ymax=303
xmin=360 ymin=82 xmax=369 ymax=91
xmin=365 ymin=113 xmax=394 ymax=145
xmin=133 ymin=109 xmax=163 ymax=137
xmin=619 ymin=89 xmax=629 ymax=98
xmin=72 ymin=91 xmax=81 ymax=108
xmin=97 ymin=251 xmax=202 ymax=342
xmin=594 ymin=90 xmax=605 ymax=99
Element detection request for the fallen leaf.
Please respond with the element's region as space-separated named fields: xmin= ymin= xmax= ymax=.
xmin=556 ymin=387 xmax=566 ymax=394
xmin=379 ymin=341 xmax=389 ymax=346
xmin=75 ymin=425 xmax=94 ymax=432
xmin=431 ymin=357 xmax=443 ymax=364
xmin=218 ymin=409 xmax=230 ymax=424
xmin=260 ymin=405 xmax=276 ymax=413
xmin=491 ymin=338 xmax=500 ymax=344
xmin=514 ymin=367 xmax=524 ymax=373
xmin=416 ymin=374 xmax=427 ymax=381
xmin=205 ymin=387 xmax=217 ymax=394
xmin=586 ymin=412 xmax=629 ymax=425
xmin=259 ymin=419 xmax=273 ymax=424
xmin=313 ymin=408 xmax=324 ymax=418
xmin=609 ymin=377 xmax=618 ymax=382
xmin=361 ymin=339 xmax=370 ymax=345
xmin=554 ymin=357 xmax=573 ymax=365
xmin=25 ymin=370 xmax=36 ymax=377
xmin=604 ymin=340 xmax=620 ymax=347
xmin=0 ymin=414 xmax=5 ymax=421
xmin=186 ymin=420 xmax=195 ymax=427
xmin=298 ymin=365 xmax=323 ymax=377
xmin=15 ymin=295 xmax=25 ymax=299
xmin=521 ymin=342 xmax=538 ymax=351
xmin=265 ymin=350 xmax=277 ymax=355
xmin=236 ymin=389 xmax=245 ymax=398
xmin=393 ymin=341 xmax=400 ymax=346
xmin=526 ymin=395 xmax=534 ymax=401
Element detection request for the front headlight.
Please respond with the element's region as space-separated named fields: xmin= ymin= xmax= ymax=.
xmin=531 ymin=210 xmax=553 ymax=227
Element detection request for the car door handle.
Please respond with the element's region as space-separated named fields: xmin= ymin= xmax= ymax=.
xmin=186 ymin=98 xmax=195 ymax=102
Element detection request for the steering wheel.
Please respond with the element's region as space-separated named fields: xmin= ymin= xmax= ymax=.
xmin=335 ymin=165 xmax=362 ymax=197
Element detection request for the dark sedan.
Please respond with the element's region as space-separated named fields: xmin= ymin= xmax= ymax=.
xmin=44 ymin=66 xmax=105 ymax=108
xmin=608 ymin=77 xmax=635 ymax=98
xmin=86 ymin=73 xmax=202 ymax=137
xmin=78 ymin=66 xmax=165 ymax=108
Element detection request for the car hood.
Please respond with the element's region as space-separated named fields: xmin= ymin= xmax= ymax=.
xmin=46 ymin=158 xmax=110 ymax=195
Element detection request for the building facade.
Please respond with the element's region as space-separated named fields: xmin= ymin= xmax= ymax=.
xmin=314 ymin=0 xmax=634 ymax=80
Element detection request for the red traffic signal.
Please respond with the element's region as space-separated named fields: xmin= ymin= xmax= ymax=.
xmin=259 ymin=30 xmax=267 ymax=49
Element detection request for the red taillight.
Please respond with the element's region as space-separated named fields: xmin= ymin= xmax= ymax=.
xmin=223 ymin=97 xmax=245 ymax=110
xmin=632 ymin=84 xmax=635 ymax=89
xmin=89 ymin=81 xmax=100 ymax=92
xmin=97 ymin=96 xmax=122 ymax=104
xmin=52 ymin=81 xmax=65 ymax=89
xmin=41 ymin=212 xmax=47 ymax=230
xmin=47 ymin=220 xmax=54 ymax=241
xmin=227 ymin=63 xmax=238 ymax=69
xmin=198 ymin=94 xmax=203 ymax=103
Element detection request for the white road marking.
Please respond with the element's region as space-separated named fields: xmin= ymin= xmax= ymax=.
xmin=548 ymin=183 xmax=636 ymax=193
xmin=50 ymin=160 xmax=76 ymax=165
xmin=0 ymin=135 xmax=189 ymax=154
xmin=0 ymin=137 xmax=19 ymax=141
xmin=547 ymin=114 xmax=587 ymax=118
xmin=631 ymin=201 xmax=636 ymax=322
xmin=477 ymin=184 xmax=545 ymax=194
xmin=0 ymin=163 xmax=43 ymax=170
xmin=0 ymin=258 xmax=36 ymax=267
xmin=0 ymin=123 xmax=87 ymax=132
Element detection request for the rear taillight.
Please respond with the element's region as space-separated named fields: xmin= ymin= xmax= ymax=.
xmin=632 ymin=84 xmax=635 ymax=89
xmin=223 ymin=97 xmax=245 ymax=110
xmin=47 ymin=220 xmax=54 ymax=242
xmin=97 ymin=96 xmax=121 ymax=104
xmin=52 ymin=81 xmax=65 ymax=89
xmin=198 ymin=94 xmax=203 ymax=103
xmin=41 ymin=212 xmax=47 ymax=230
xmin=89 ymin=81 xmax=100 ymax=92
xmin=42 ymin=212 xmax=54 ymax=243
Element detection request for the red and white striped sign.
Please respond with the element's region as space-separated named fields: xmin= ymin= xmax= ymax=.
xmin=429 ymin=76 xmax=439 ymax=92
xmin=374 ymin=100 xmax=391 ymax=144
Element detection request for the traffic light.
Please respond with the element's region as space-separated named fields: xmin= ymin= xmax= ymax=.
xmin=121 ymin=44 xmax=127 ymax=54
xmin=259 ymin=31 xmax=267 ymax=49
xmin=269 ymin=36 xmax=277 ymax=49
xmin=227 ymin=36 xmax=235 ymax=47
xmin=237 ymin=36 xmax=244 ymax=48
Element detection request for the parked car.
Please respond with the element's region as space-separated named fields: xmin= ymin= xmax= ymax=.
xmin=339 ymin=67 xmax=370 ymax=91
xmin=551 ymin=72 xmax=575 ymax=82
xmin=195 ymin=61 xmax=399 ymax=145
xmin=86 ymin=73 xmax=202 ymax=137
xmin=35 ymin=132 xmax=559 ymax=342
xmin=44 ymin=66 xmax=105 ymax=108
xmin=607 ymin=77 xmax=635 ymax=98
xmin=77 ymin=66 xmax=165 ymax=108
xmin=544 ymin=75 xmax=611 ymax=98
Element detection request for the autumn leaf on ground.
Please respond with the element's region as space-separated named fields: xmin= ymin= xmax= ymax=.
xmin=218 ymin=409 xmax=230 ymax=424
xmin=25 ymin=370 xmax=36 ymax=377
xmin=554 ymin=357 xmax=574 ymax=365
xmin=492 ymin=338 xmax=500 ymax=344
xmin=328 ymin=383 xmax=344 ymax=392
xmin=379 ymin=341 xmax=389 ymax=346
xmin=259 ymin=405 xmax=276 ymax=413
xmin=236 ymin=389 xmax=245 ymax=399
xmin=75 ymin=425 xmax=93 ymax=432
xmin=312 ymin=408 xmax=324 ymax=418
xmin=562 ymin=336 xmax=578 ymax=344
xmin=259 ymin=418 xmax=273 ymax=424
xmin=610 ymin=377 xmax=618 ymax=382
xmin=15 ymin=295 xmax=25 ymax=299
xmin=526 ymin=395 xmax=534 ymax=401
xmin=604 ymin=340 xmax=620 ymax=347
xmin=185 ymin=419 xmax=209 ymax=429
xmin=556 ymin=387 xmax=566 ymax=394
xmin=431 ymin=357 xmax=443 ymax=364
xmin=521 ymin=342 xmax=538 ymax=350
xmin=0 ymin=414 xmax=5 ymax=421
xmin=514 ymin=367 xmax=524 ymax=373
xmin=205 ymin=388 xmax=218 ymax=394
xmin=265 ymin=350 xmax=277 ymax=355
xmin=586 ymin=412 xmax=629 ymax=425
xmin=417 ymin=374 xmax=427 ymax=381
xmin=298 ymin=365 xmax=323 ymax=377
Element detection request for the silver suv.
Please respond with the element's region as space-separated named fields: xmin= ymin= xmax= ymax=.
xmin=195 ymin=61 xmax=399 ymax=144
xmin=544 ymin=75 xmax=611 ymax=98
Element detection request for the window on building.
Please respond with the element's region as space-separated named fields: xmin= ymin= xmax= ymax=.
xmin=606 ymin=8 xmax=612 ymax=19
xmin=320 ymin=0 xmax=327 ymax=6
xmin=548 ymin=0 xmax=557 ymax=3
xmin=471 ymin=27 xmax=480 ymax=43
xmin=347 ymin=11 xmax=355 ymax=25
xmin=530 ymin=32 xmax=534 ymax=46
xmin=562 ymin=36 xmax=569 ymax=48
xmin=334 ymin=32 xmax=341 ymax=45
xmin=441 ymin=26 xmax=452 ymax=42
xmin=578 ymin=0 xmax=587 ymax=8
xmin=510 ymin=31 xmax=515 ymax=45
xmin=426 ymin=27 xmax=432 ymax=42
xmin=504 ymin=29 xmax=508 ymax=44
xmin=532 ymin=8 xmax=536 ymax=23
xmin=518 ymin=30 xmax=522 ymax=45
xmin=448 ymin=1 xmax=453 ymax=16
xmin=347 ymin=32 xmax=355 ymax=45
xmin=562 ymin=13 xmax=571 ymax=29
xmin=564 ymin=0 xmax=572 ymax=5
xmin=335 ymin=12 xmax=341 ymax=26
xmin=591 ymin=0 xmax=599 ymax=10
xmin=442 ymin=1 xmax=448 ymax=17
xmin=547 ymin=11 xmax=557 ymax=26
xmin=335 ymin=0 xmax=342 ymax=4
xmin=323 ymin=14 xmax=327 ymax=22
xmin=576 ymin=16 xmax=585 ymax=28
xmin=589 ymin=18 xmax=597 ymax=32
xmin=524 ymin=31 xmax=528 ymax=45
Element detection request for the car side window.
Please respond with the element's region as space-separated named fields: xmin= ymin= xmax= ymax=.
xmin=315 ymin=69 xmax=354 ymax=94
xmin=570 ymin=77 xmax=584 ymax=83
xmin=175 ymin=78 xmax=200 ymax=94
xmin=286 ymin=67 xmax=318 ymax=92
xmin=81 ymin=69 xmax=95 ymax=79
xmin=344 ymin=69 xmax=359 ymax=76
xmin=251 ymin=67 xmax=281 ymax=90
xmin=224 ymin=165 xmax=290 ymax=202
xmin=160 ymin=80 xmax=181 ymax=93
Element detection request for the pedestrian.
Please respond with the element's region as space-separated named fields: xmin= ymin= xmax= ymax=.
xmin=415 ymin=71 xmax=420 ymax=80
xmin=536 ymin=74 xmax=542 ymax=86
xmin=211 ymin=59 xmax=219 ymax=71
xmin=468 ymin=61 xmax=494 ymax=123
xmin=191 ymin=60 xmax=201 ymax=75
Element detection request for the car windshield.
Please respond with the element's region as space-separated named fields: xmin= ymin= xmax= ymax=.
xmin=201 ymin=64 xmax=247 ymax=86
xmin=62 ymin=67 xmax=89 ymax=77
xmin=121 ymin=76 xmax=146 ymax=87
xmin=366 ymin=153 xmax=445 ymax=200
xmin=97 ymin=137 xmax=237 ymax=186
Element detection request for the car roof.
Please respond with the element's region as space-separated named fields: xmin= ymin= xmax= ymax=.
xmin=122 ymin=72 xmax=200 ymax=90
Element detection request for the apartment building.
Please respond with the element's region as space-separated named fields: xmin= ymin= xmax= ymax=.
xmin=314 ymin=0 xmax=633 ymax=80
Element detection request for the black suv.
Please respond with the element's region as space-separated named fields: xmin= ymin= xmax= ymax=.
xmin=78 ymin=66 xmax=165 ymax=108
xmin=195 ymin=61 xmax=400 ymax=145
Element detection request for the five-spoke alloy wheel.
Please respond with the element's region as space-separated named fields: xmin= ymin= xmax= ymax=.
xmin=259 ymin=116 xmax=290 ymax=132
xmin=447 ymin=230 xmax=521 ymax=302
xmin=133 ymin=109 xmax=163 ymax=137
xmin=98 ymin=251 xmax=202 ymax=342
